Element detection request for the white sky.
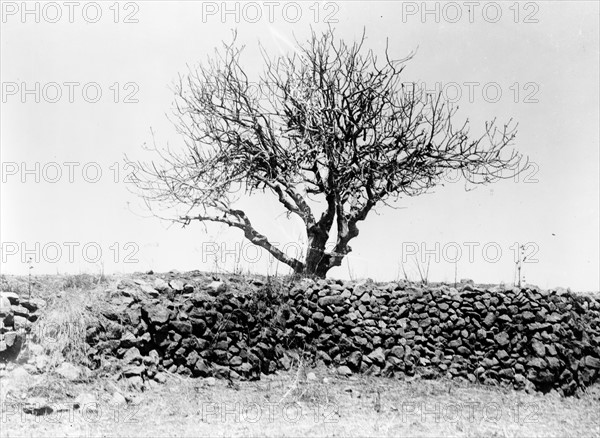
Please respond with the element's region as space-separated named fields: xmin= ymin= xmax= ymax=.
xmin=1 ymin=1 xmax=598 ymax=291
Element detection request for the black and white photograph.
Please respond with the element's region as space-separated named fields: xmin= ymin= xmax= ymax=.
xmin=1 ymin=1 xmax=599 ymax=436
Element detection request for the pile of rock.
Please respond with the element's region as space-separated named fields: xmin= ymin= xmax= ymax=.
xmin=285 ymin=280 xmax=600 ymax=396
xmin=85 ymin=274 xmax=600 ymax=396
xmin=0 ymin=292 xmax=44 ymax=362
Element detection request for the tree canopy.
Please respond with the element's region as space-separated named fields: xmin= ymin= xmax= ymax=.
xmin=129 ymin=29 xmax=526 ymax=278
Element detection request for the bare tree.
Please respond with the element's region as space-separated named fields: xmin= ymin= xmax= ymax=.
xmin=128 ymin=29 xmax=526 ymax=278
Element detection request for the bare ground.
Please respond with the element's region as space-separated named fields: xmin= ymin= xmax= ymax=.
xmin=1 ymin=364 xmax=599 ymax=438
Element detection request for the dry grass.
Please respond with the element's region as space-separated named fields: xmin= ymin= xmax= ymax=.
xmin=32 ymin=290 xmax=104 ymax=369
xmin=1 ymin=363 xmax=599 ymax=438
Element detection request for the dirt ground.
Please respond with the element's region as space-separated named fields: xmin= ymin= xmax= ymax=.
xmin=1 ymin=364 xmax=599 ymax=438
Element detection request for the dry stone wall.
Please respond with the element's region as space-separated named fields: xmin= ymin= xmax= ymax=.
xmin=0 ymin=292 xmax=44 ymax=361
xmin=2 ymin=274 xmax=599 ymax=397
xmin=84 ymin=274 xmax=600 ymax=397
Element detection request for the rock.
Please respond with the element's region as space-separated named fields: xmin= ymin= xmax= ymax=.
xmin=483 ymin=313 xmax=496 ymax=327
xmin=140 ymin=284 xmax=159 ymax=297
xmin=22 ymin=397 xmax=53 ymax=416
xmin=207 ymin=281 xmax=227 ymax=296
xmin=531 ymin=339 xmax=546 ymax=357
xmin=143 ymin=303 xmax=170 ymax=325
xmin=4 ymin=331 xmax=20 ymax=348
xmin=312 ymin=312 xmax=325 ymax=323
xmin=307 ymin=372 xmax=318 ymax=382
xmin=11 ymin=305 xmax=29 ymax=317
xmin=123 ymin=365 xmax=145 ymax=376
xmin=75 ymin=392 xmax=98 ymax=410
xmin=527 ymin=358 xmax=547 ymax=369
xmin=34 ymin=354 xmax=50 ymax=372
xmin=187 ymin=351 xmax=200 ymax=367
xmin=496 ymin=350 xmax=509 ymax=361
xmin=110 ymin=392 xmax=127 ymax=407
xmin=204 ymin=376 xmax=217 ymax=386
xmin=318 ymin=295 xmax=344 ymax=308
xmin=347 ymin=351 xmax=363 ymax=370
xmin=584 ymin=356 xmax=600 ymax=369
xmin=123 ymin=347 xmax=142 ymax=364
xmin=153 ymin=278 xmax=169 ymax=292
xmin=368 ymin=347 xmax=386 ymax=365
xmin=194 ymin=358 xmax=211 ymax=377
xmin=120 ymin=331 xmax=138 ymax=348
xmin=514 ymin=373 xmax=527 ymax=386
xmin=128 ymin=375 xmax=144 ymax=390
xmin=169 ymin=280 xmax=184 ymax=292
xmin=171 ymin=320 xmax=193 ymax=335
xmin=55 ymin=362 xmax=81 ymax=380
xmin=0 ymin=292 xmax=19 ymax=305
xmin=154 ymin=372 xmax=167 ymax=383
xmin=13 ymin=316 xmax=30 ymax=330
xmin=389 ymin=346 xmax=405 ymax=359
xmin=494 ymin=332 xmax=510 ymax=347
xmin=0 ymin=296 xmax=12 ymax=313
xmin=337 ymin=365 xmax=352 ymax=377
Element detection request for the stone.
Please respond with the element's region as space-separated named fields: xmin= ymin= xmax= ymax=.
xmin=494 ymin=332 xmax=510 ymax=347
xmin=531 ymin=339 xmax=546 ymax=357
xmin=143 ymin=303 xmax=170 ymax=325
xmin=123 ymin=347 xmax=143 ymax=364
xmin=204 ymin=376 xmax=217 ymax=386
xmin=527 ymin=358 xmax=547 ymax=369
xmin=347 ymin=351 xmax=362 ymax=370
xmin=368 ymin=347 xmax=386 ymax=365
xmin=110 ymin=392 xmax=127 ymax=407
xmin=390 ymin=346 xmax=405 ymax=359
xmin=194 ymin=358 xmax=211 ymax=376
xmin=120 ymin=331 xmax=138 ymax=348
xmin=171 ymin=320 xmax=193 ymax=335
xmin=0 ymin=292 xmax=19 ymax=305
xmin=123 ymin=365 xmax=145 ymax=376
xmin=140 ymin=284 xmax=159 ymax=297
xmin=4 ymin=331 xmax=19 ymax=348
xmin=153 ymin=278 xmax=169 ymax=291
xmin=584 ymin=356 xmax=600 ymax=369
xmin=312 ymin=312 xmax=325 ymax=323
xmin=0 ymin=296 xmax=12 ymax=314
xmin=337 ymin=365 xmax=352 ymax=377
xmin=496 ymin=350 xmax=509 ymax=361
xmin=187 ymin=351 xmax=200 ymax=367
xmin=207 ymin=281 xmax=227 ymax=296
xmin=169 ymin=280 xmax=184 ymax=292
xmin=55 ymin=362 xmax=81 ymax=380
xmin=75 ymin=392 xmax=97 ymax=410
xmin=154 ymin=372 xmax=167 ymax=383
xmin=483 ymin=313 xmax=496 ymax=327
xmin=22 ymin=397 xmax=53 ymax=416
xmin=318 ymin=295 xmax=344 ymax=308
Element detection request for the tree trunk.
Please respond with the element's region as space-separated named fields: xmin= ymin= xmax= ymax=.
xmin=302 ymin=227 xmax=329 ymax=277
